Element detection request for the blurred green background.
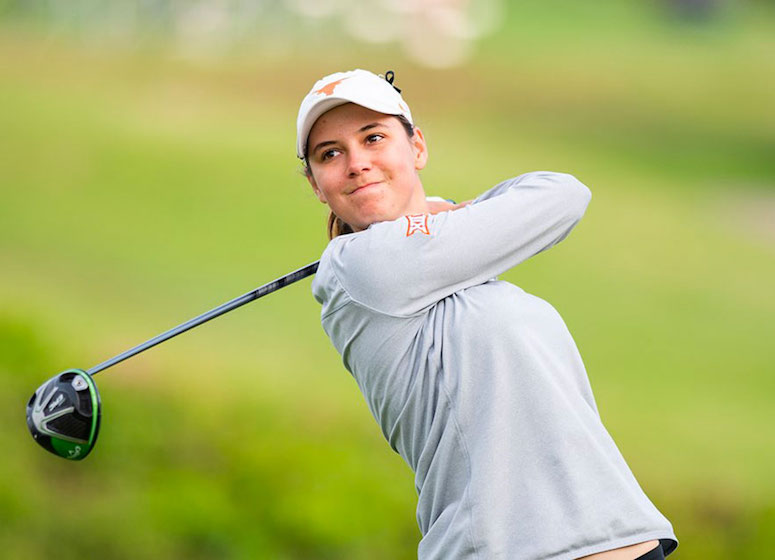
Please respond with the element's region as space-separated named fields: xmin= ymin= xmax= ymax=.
xmin=1 ymin=1 xmax=773 ymax=558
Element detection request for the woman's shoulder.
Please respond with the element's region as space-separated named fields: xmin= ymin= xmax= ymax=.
xmin=312 ymin=230 xmax=376 ymax=293
xmin=311 ymin=240 xmax=350 ymax=310
xmin=312 ymin=220 xmax=430 ymax=316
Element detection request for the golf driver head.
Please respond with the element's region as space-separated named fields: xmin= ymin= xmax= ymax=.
xmin=26 ymin=368 xmax=101 ymax=460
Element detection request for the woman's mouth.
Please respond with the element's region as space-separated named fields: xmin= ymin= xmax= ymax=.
xmin=350 ymin=182 xmax=381 ymax=194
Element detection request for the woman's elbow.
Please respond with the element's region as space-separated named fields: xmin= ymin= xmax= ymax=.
xmin=558 ymin=173 xmax=591 ymax=218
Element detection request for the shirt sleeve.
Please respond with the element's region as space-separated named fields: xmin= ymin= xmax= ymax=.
xmin=325 ymin=171 xmax=591 ymax=317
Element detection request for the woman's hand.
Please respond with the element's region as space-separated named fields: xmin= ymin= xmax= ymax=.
xmin=426 ymin=199 xmax=472 ymax=215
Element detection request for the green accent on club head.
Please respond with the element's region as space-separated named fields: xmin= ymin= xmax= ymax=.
xmin=72 ymin=368 xmax=101 ymax=451
xmin=62 ymin=369 xmax=101 ymax=460
xmin=51 ymin=436 xmax=92 ymax=460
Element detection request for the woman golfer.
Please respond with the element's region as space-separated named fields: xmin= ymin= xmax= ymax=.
xmin=297 ymin=69 xmax=678 ymax=560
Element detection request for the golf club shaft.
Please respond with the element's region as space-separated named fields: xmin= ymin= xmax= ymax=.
xmin=86 ymin=261 xmax=320 ymax=376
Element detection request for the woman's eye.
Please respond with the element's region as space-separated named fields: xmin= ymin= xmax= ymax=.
xmin=321 ymin=149 xmax=339 ymax=161
xmin=366 ymin=134 xmax=384 ymax=144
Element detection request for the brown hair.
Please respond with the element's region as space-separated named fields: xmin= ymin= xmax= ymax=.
xmin=304 ymin=114 xmax=415 ymax=240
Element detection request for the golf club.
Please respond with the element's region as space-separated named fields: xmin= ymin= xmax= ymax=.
xmin=26 ymin=260 xmax=320 ymax=461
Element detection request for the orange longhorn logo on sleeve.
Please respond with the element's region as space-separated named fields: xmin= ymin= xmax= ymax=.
xmin=405 ymin=214 xmax=430 ymax=236
xmin=315 ymin=78 xmax=347 ymax=96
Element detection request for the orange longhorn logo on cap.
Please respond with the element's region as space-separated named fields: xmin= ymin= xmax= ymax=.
xmin=314 ymin=78 xmax=347 ymax=96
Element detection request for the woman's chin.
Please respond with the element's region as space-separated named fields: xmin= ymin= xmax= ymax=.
xmin=348 ymin=208 xmax=399 ymax=231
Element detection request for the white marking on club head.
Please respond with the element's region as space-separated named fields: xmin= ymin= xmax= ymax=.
xmin=48 ymin=393 xmax=65 ymax=412
xmin=71 ymin=376 xmax=88 ymax=391
xmin=31 ymin=384 xmax=87 ymax=444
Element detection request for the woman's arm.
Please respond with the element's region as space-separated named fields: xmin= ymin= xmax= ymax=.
xmin=327 ymin=171 xmax=591 ymax=316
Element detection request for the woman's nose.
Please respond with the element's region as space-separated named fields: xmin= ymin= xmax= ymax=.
xmin=346 ymin=149 xmax=371 ymax=177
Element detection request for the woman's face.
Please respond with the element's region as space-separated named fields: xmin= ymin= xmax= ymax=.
xmin=306 ymin=103 xmax=428 ymax=232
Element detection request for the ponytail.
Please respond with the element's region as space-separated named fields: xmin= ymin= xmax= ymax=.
xmin=327 ymin=211 xmax=354 ymax=240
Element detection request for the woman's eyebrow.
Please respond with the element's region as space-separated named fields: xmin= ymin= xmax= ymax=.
xmin=311 ymin=140 xmax=336 ymax=156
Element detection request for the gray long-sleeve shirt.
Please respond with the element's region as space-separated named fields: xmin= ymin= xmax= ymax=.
xmin=311 ymin=172 xmax=678 ymax=559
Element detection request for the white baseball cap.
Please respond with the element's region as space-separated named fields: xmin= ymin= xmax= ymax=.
xmin=296 ymin=69 xmax=414 ymax=159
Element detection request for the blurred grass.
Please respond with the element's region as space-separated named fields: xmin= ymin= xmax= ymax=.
xmin=1 ymin=1 xmax=774 ymax=558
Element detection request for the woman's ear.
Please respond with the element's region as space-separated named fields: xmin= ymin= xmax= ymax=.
xmin=411 ymin=127 xmax=428 ymax=171
xmin=306 ymin=168 xmax=328 ymax=204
